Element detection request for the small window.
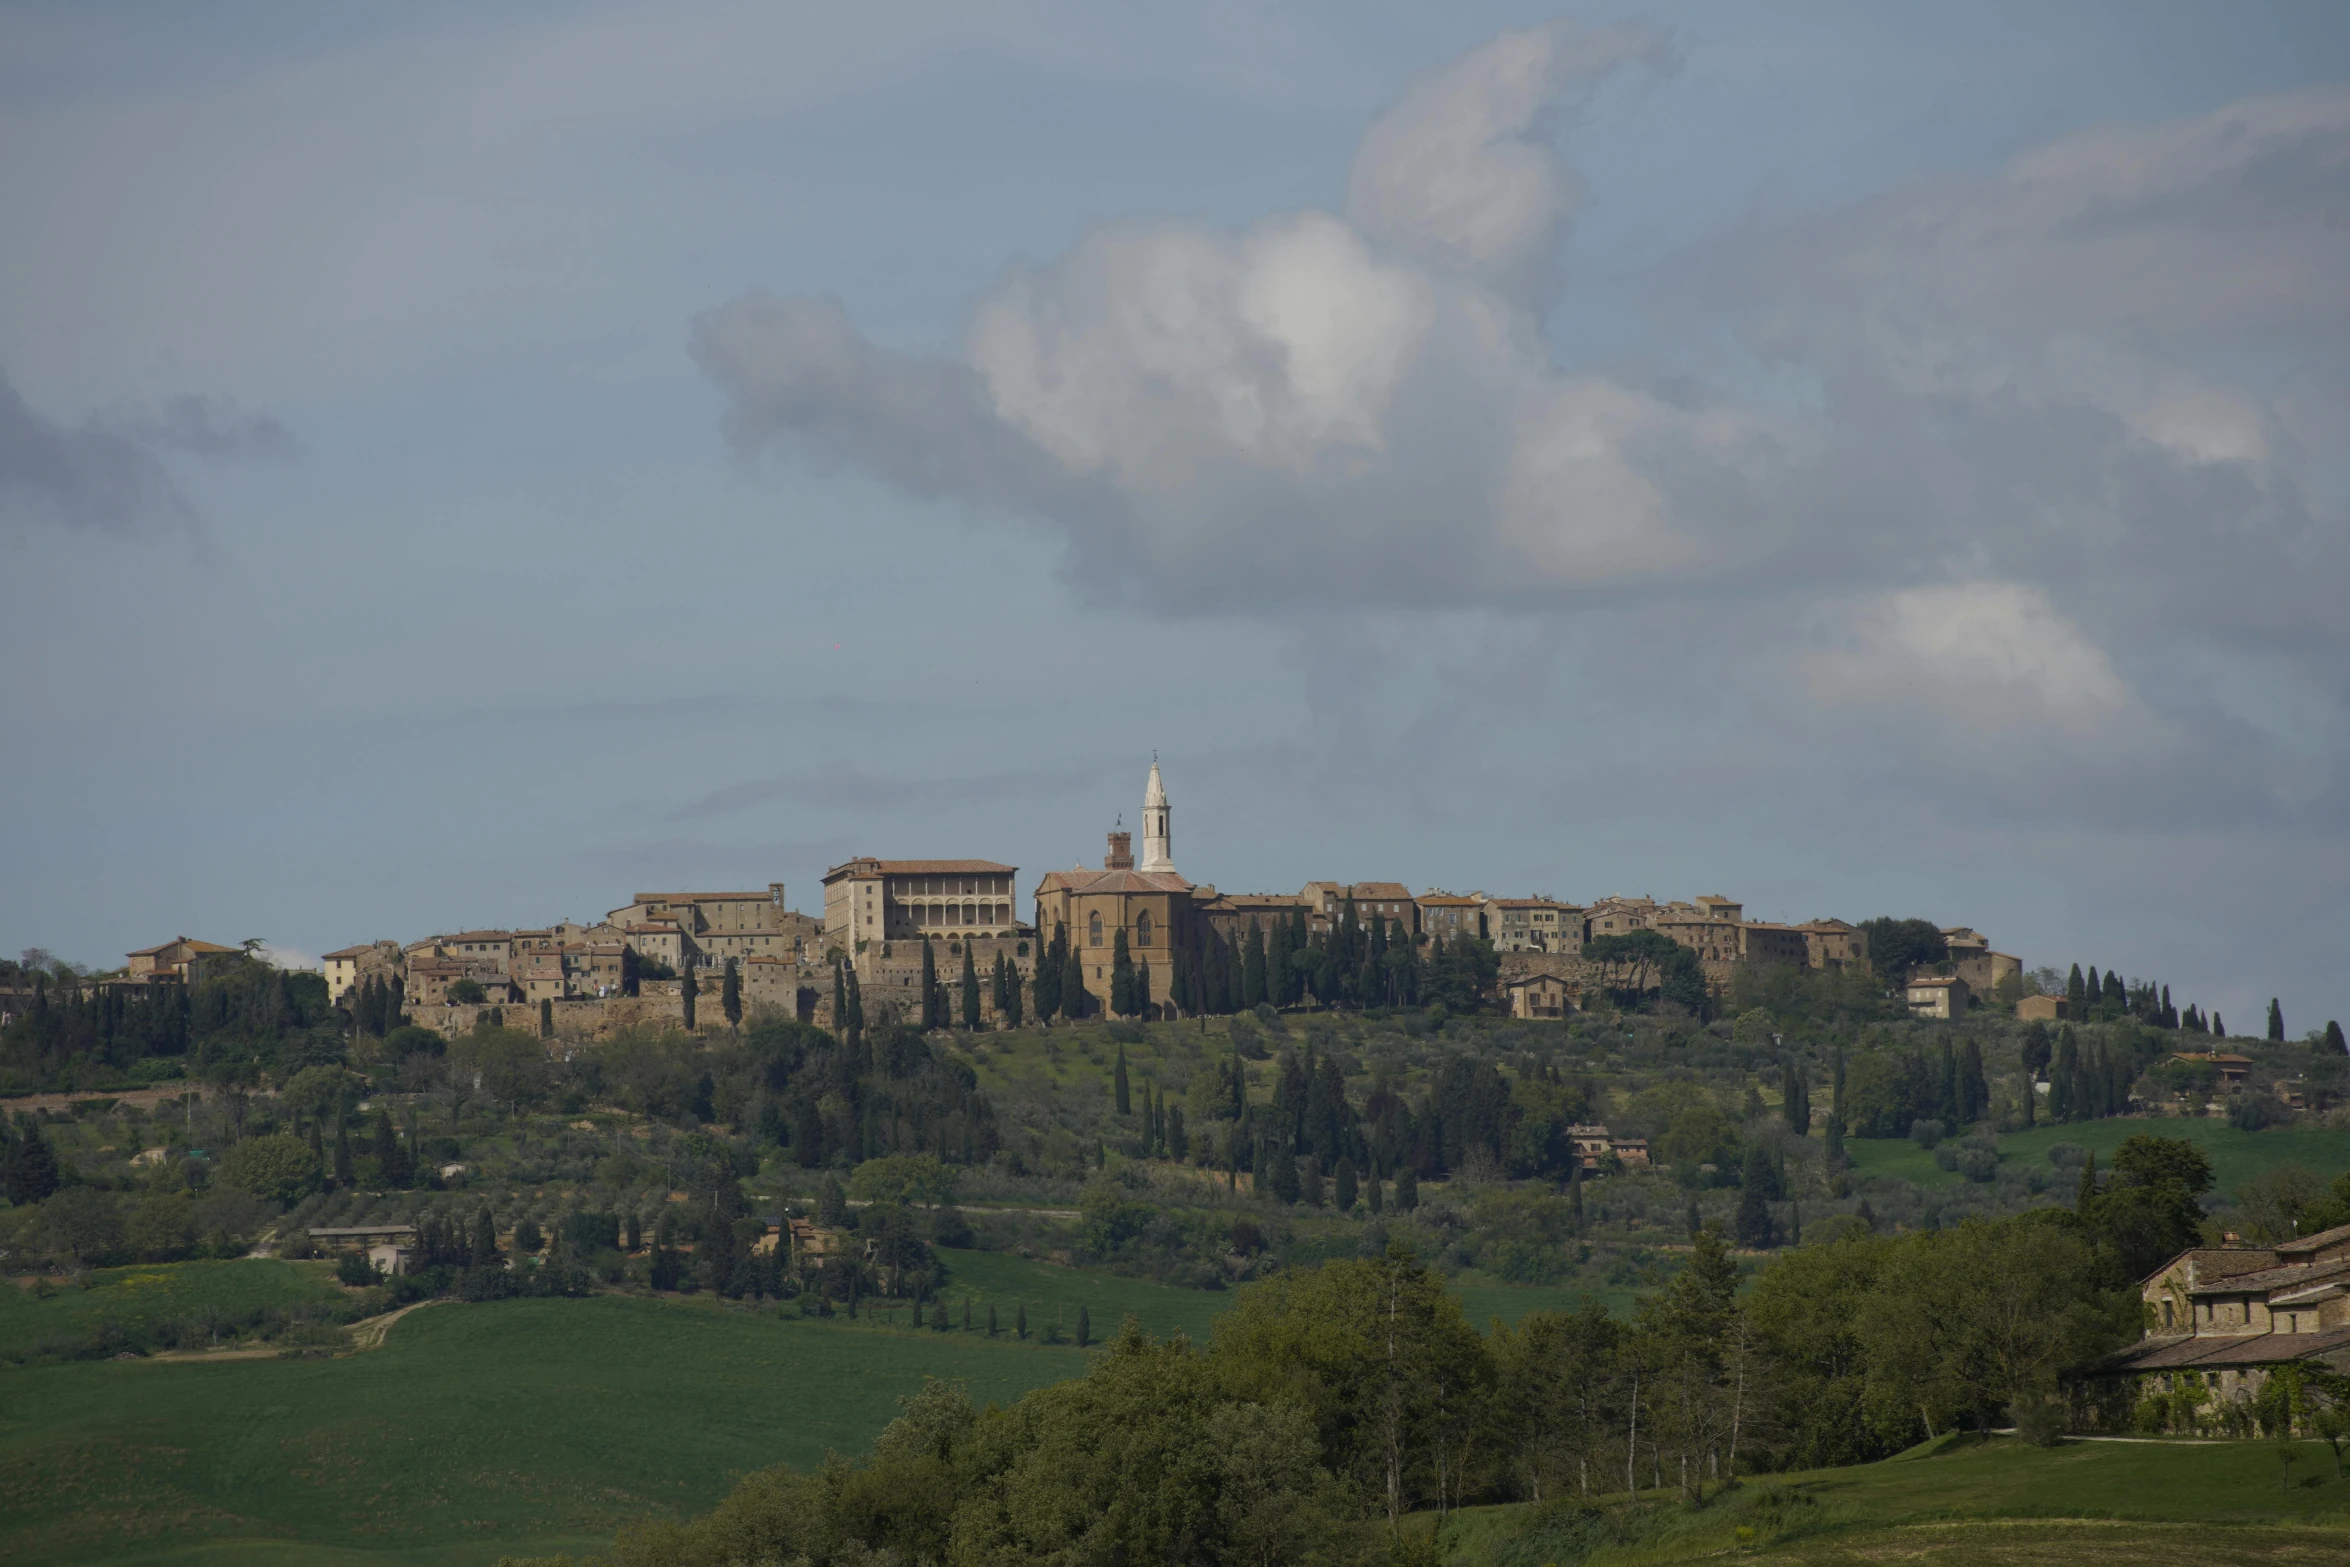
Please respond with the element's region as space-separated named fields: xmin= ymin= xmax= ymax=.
xmin=1089 ymin=912 xmax=1103 ymax=946
xmin=1137 ymin=911 xmax=1153 ymax=946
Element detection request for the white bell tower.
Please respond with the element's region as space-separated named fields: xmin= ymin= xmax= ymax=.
xmin=1140 ymin=755 xmax=1174 ymax=873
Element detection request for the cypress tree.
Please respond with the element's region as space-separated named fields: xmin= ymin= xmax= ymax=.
xmin=833 ymin=962 xmax=848 ymax=1039
xmin=1243 ymin=923 xmax=1267 ymax=1010
xmin=1062 ymin=938 xmax=1087 ymax=1021
xmin=988 ymin=1304 xmax=998 ymax=1337
xmin=2324 ymin=1020 xmax=2346 ymax=1055
xmin=1960 ymin=1039 xmax=1987 ymax=1124
xmin=681 ymin=964 xmax=699 ymax=1031
xmin=1005 ymin=958 xmax=1024 ymax=1027
xmin=1735 ymin=1151 xmax=1774 ymax=1249
xmin=2067 ymin=964 xmax=2088 ymax=1016
xmin=1114 ymin=1045 xmax=1131 ymax=1116
xmin=919 ymin=939 xmax=938 ymax=1030
xmin=1134 ymin=959 xmax=1150 ymax=1019
xmin=960 ymin=945 xmax=980 ymax=1030
xmin=471 ymin=1205 xmax=499 ymax=1264
xmin=1394 ymin=1165 xmax=1418 ymax=1211
xmin=2268 ymin=998 xmax=2286 ymax=1042
xmin=2212 ymin=1010 xmax=2225 ymax=1039
xmin=2084 ymin=966 xmax=2101 ymax=1014
xmin=1077 ymin=1305 xmax=1090 ymax=1348
xmin=722 ymin=958 xmax=743 ymax=1029
xmin=1268 ymin=1148 xmax=1300 ymax=1204
xmin=1110 ymin=928 xmax=1135 ymax=1017
xmin=540 ymin=996 xmax=554 ymax=1038
xmin=1016 ymin=1303 xmax=1027 ymax=1341
xmin=1938 ymin=1041 xmax=1960 ymax=1124
xmin=1035 ymin=926 xmax=1063 ymax=1022
xmin=2076 ymin=1150 xmax=2099 ymax=1212
xmin=1567 ymin=1157 xmax=1584 ymax=1231
xmin=1333 ymin=1155 xmax=1357 ymax=1212
xmin=333 ymin=1123 xmax=353 ymax=1187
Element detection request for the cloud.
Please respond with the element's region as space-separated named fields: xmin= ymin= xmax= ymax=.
xmin=0 ymin=367 xmax=193 ymax=535
xmin=1343 ymin=21 xmax=1675 ymax=305
xmin=101 ymin=395 xmax=304 ymax=462
xmin=0 ymin=365 xmax=302 ymax=537
xmin=695 ymin=26 xmax=2350 ymax=821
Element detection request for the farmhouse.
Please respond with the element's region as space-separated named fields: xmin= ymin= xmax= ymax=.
xmin=2106 ymin=1222 xmax=2350 ymax=1410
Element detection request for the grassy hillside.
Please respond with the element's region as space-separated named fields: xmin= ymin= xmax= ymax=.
xmin=0 ymin=1260 xmax=344 ymax=1360
xmin=0 ymin=1291 xmax=1088 ymax=1567
xmin=1436 ymin=1432 xmax=2350 ymax=1566
xmin=1842 ymin=1117 xmax=2350 ymax=1198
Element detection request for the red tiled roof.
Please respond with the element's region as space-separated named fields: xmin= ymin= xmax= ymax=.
xmin=1034 ymin=868 xmax=1194 ymax=894
xmin=822 ymin=859 xmax=1016 ymax=880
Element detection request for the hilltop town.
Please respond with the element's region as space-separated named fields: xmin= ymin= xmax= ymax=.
xmin=49 ymin=763 xmax=2056 ymax=1050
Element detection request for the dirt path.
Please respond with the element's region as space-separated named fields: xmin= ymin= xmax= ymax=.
xmin=345 ymin=1298 xmax=445 ymax=1351
xmin=146 ymin=1345 xmax=281 ymax=1363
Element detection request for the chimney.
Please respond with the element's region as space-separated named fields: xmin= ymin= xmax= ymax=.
xmin=1105 ymin=830 xmax=1133 ymax=870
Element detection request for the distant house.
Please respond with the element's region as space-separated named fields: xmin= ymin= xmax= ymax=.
xmin=1504 ymin=972 xmax=1572 ymax=1019
xmin=1904 ymin=974 xmax=1970 ymax=1020
xmin=2168 ymin=1051 xmax=2253 ymax=1086
xmin=2016 ymin=994 xmax=2067 ymax=1022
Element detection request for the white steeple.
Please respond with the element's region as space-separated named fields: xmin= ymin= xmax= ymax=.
xmin=1140 ymin=755 xmax=1174 ymax=872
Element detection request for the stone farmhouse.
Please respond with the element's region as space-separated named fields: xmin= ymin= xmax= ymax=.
xmin=2108 ymin=1224 xmax=2350 ymax=1411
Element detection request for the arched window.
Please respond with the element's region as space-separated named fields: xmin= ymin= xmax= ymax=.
xmin=1136 ymin=911 xmax=1153 ymax=947
xmin=1089 ymin=912 xmax=1103 ymax=946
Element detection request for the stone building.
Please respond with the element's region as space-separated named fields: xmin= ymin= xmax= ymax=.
xmin=1303 ymin=881 xmax=1419 ymax=938
xmin=121 ymin=937 xmax=241 ymax=986
xmin=2106 ymin=1225 xmax=2350 ymax=1414
xmin=1199 ymin=893 xmax=1309 ymax=952
xmin=1941 ymin=926 xmax=2022 ymax=997
xmin=1797 ymin=918 xmax=1868 ymax=970
xmin=1504 ymin=971 xmax=1573 ymax=1019
xmin=322 ymin=940 xmax=403 ymax=1004
xmin=822 ymin=859 xmax=1022 ymax=953
xmin=1031 ymin=762 xmax=1205 ymax=1017
xmin=1904 ymin=974 xmax=1969 ymax=1019
xmin=1417 ymin=892 xmax=1487 ymax=941
xmin=1488 ymin=898 xmax=1585 ymax=954
xmin=611 ymin=887 xmax=816 ymax=971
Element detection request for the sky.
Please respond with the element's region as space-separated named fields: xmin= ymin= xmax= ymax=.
xmin=2 ymin=1 xmax=2346 ymax=1034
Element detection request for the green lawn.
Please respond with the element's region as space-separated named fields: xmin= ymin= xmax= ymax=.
xmin=1436 ymin=1432 xmax=2350 ymax=1566
xmin=1843 ymin=1118 xmax=2350 ymax=1199
xmin=0 ymin=1260 xmax=345 ymax=1360
xmin=0 ymin=1291 xmax=1089 ymax=1567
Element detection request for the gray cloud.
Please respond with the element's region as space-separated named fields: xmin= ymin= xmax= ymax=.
xmin=694 ymin=25 xmax=2350 ymax=840
xmin=101 ymin=394 xmax=304 ymax=462
xmin=1 ymin=367 xmax=303 ymax=537
xmin=0 ymin=366 xmax=192 ymax=535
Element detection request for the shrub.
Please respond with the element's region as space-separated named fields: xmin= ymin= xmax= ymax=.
xmin=1952 ymin=1142 xmax=2000 ymax=1183
xmin=1909 ymin=1118 xmax=1945 ymax=1150
xmin=217 ymin=1134 xmax=322 ymax=1206
xmin=335 ymin=1251 xmax=380 ymax=1287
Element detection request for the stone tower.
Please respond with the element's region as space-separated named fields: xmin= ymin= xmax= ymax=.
xmin=1140 ymin=758 xmax=1174 ymax=873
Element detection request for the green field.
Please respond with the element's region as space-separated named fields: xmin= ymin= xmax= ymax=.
xmin=1843 ymin=1118 xmax=2350 ymax=1198
xmin=0 ymin=1291 xmax=1089 ymax=1566
xmin=1435 ymin=1432 xmax=2350 ymax=1566
xmin=0 ymin=1260 xmax=345 ymax=1360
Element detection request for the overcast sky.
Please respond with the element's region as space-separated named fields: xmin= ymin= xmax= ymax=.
xmin=3 ymin=2 xmax=2346 ymax=1034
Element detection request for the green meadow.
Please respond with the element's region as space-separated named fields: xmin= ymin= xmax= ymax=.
xmin=1842 ymin=1116 xmax=2350 ymax=1197
xmin=0 ymin=1259 xmax=345 ymax=1361
xmin=1435 ymin=1431 xmax=2350 ymax=1566
xmin=0 ymin=1291 xmax=1088 ymax=1567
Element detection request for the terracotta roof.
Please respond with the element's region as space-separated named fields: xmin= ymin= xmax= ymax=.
xmin=630 ymin=890 xmax=785 ymax=903
xmin=1349 ymin=882 xmax=1413 ymax=901
xmin=2188 ymin=1258 xmax=2350 ymax=1298
xmin=1034 ymin=868 xmax=1194 ymax=894
xmin=1800 ymin=918 xmax=1857 ymax=932
xmin=2108 ymin=1324 xmax=2350 ymax=1371
xmin=2277 ymin=1222 xmax=2350 ymax=1259
xmin=127 ymin=937 xmax=238 ymax=957
xmin=821 ymin=859 xmax=1017 ymax=881
xmin=1417 ymin=894 xmax=1486 ymax=908
xmin=322 ymin=943 xmax=387 ymax=960
xmin=1490 ymin=898 xmax=1579 ymax=910
xmin=446 ymin=930 xmax=512 ymax=944
xmin=1907 ymin=975 xmax=1963 ymax=989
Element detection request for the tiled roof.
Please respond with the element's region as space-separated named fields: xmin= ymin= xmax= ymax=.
xmin=322 ymin=943 xmax=386 ymax=960
xmin=2189 ymin=1258 xmax=2350 ymax=1298
xmin=1035 ymin=868 xmax=1194 ymax=894
xmin=822 ymin=859 xmax=1016 ymax=880
xmin=2108 ymin=1324 xmax=2350 ymax=1371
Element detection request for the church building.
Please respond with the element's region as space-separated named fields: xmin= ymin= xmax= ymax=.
xmin=1031 ymin=760 xmax=1208 ymax=1016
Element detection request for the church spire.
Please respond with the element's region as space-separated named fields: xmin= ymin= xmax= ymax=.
xmin=1140 ymin=757 xmax=1174 ymax=873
